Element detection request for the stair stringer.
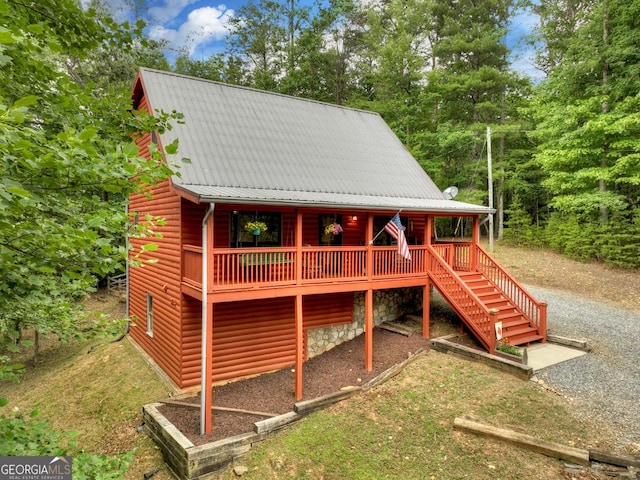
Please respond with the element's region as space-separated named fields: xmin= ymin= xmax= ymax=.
xmin=427 ymin=250 xmax=497 ymax=353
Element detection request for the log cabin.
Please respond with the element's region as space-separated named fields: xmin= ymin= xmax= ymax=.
xmin=129 ymin=68 xmax=546 ymax=434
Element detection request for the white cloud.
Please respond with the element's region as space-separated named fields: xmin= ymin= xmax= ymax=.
xmin=148 ymin=5 xmax=234 ymax=57
xmin=147 ymin=0 xmax=201 ymax=25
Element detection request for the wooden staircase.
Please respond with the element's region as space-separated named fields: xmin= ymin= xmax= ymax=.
xmin=427 ymin=243 xmax=547 ymax=354
xmin=457 ymin=272 xmax=545 ymax=347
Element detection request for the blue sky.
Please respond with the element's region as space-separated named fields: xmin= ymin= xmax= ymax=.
xmin=91 ymin=0 xmax=543 ymax=80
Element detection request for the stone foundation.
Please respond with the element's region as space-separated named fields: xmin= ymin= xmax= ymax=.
xmin=306 ymin=287 xmax=422 ymax=359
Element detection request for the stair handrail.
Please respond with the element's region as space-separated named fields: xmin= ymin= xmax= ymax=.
xmin=427 ymin=245 xmax=497 ymax=353
xmin=474 ymin=244 xmax=547 ymax=340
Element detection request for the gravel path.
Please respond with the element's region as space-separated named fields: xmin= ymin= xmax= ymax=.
xmin=525 ymin=285 xmax=640 ymax=452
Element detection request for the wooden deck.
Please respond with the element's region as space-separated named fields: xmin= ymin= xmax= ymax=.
xmin=181 ymin=242 xmax=546 ymax=353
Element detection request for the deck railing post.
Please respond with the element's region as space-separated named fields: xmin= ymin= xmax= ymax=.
xmin=489 ymin=308 xmax=499 ymax=354
xmin=295 ymin=210 xmax=303 ymax=285
xmin=539 ymin=301 xmax=548 ymax=343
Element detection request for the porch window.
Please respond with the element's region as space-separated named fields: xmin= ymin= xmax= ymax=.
xmin=146 ymin=292 xmax=153 ymax=337
xmin=230 ymin=211 xmax=282 ymax=247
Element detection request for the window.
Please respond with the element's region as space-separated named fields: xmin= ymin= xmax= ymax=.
xmin=146 ymin=292 xmax=153 ymax=337
xmin=230 ymin=211 xmax=282 ymax=247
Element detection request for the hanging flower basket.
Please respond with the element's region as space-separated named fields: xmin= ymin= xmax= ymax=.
xmin=245 ymin=221 xmax=268 ymax=235
xmin=324 ymin=223 xmax=343 ymax=235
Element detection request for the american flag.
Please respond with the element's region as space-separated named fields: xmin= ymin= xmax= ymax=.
xmin=384 ymin=213 xmax=411 ymax=261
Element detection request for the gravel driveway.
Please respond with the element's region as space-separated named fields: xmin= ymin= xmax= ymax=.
xmin=525 ymin=285 xmax=640 ymax=452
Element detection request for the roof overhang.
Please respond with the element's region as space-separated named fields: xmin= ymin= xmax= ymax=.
xmin=172 ymin=184 xmax=495 ymax=215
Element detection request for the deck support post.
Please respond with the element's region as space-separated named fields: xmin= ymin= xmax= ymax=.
xmin=422 ymin=283 xmax=430 ymax=339
xmin=295 ymin=294 xmax=303 ymax=400
xmin=200 ymin=203 xmax=215 ymax=436
xmin=423 ymin=214 xmax=431 ymax=339
xmin=365 ymin=214 xmax=374 ymax=372
xmin=471 ymin=216 xmax=480 ymax=270
xmin=294 ymin=211 xmax=304 ymax=400
xmin=365 ymin=288 xmax=373 ymax=371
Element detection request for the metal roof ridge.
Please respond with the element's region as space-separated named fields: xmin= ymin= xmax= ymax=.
xmin=138 ymin=67 xmax=383 ymax=118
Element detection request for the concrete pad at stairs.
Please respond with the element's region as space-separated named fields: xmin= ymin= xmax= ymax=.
xmin=525 ymin=343 xmax=587 ymax=372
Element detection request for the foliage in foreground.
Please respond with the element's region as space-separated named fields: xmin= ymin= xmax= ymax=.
xmin=0 ymin=399 xmax=132 ymax=479
xmin=0 ymin=0 xmax=183 ymax=373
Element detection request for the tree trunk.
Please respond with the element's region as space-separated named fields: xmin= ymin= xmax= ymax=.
xmin=599 ymin=3 xmax=610 ymax=222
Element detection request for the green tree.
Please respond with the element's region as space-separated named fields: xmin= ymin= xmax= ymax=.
xmin=281 ymin=0 xmax=358 ymax=104
xmin=174 ymin=53 xmax=228 ymax=81
xmin=0 ymin=0 xmax=180 ymax=365
xmin=349 ymin=0 xmax=434 ymax=143
xmin=226 ymin=0 xmax=289 ymax=90
xmin=423 ymin=0 xmax=526 ymax=223
xmin=530 ymin=0 xmax=640 ymax=265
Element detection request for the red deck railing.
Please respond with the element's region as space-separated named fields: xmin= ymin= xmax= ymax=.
xmin=475 ymin=244 xmax=547 ymax=338
xmin=182 ymin=245 xmax=428 ymax=289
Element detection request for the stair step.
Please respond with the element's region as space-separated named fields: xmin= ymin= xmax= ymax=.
xmin=466 ymin=283 xmax=492 ymax=291
xmin=458 ymin=272 xmax=484 ymax=279
xmin=484 ymin=300 xmax=512 ymax=309
xmin=508 ymin=334 xmax=545 ymax=346
xmin=503 ymin=325 xmax=538 ymax=338
xmin=476 ymin=290 xmax=501 ymax=298
xmin=472 ymin=288 xmax=499 ymax=296
xmin=497 ymin=312 xmax=525 ymax=322
xmin=500 ymin=318 xmax=530 ymax=329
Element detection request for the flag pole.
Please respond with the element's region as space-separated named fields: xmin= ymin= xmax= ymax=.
xmin=369 ymin=209 xmax=403 ymax=244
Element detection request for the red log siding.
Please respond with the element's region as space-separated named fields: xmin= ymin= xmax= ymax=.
xmin=134 ymin=95 xmax=153 ymax=161
xmin=181 ymin=199 xmax=206 ymax=247
xmin=342 ymin=214 xmax=366 ymax=246
xmin=129 ymin=180 xmax=184 ymax=387
xmin=213 ymin=209 xmax=230 ymax=249
xmin=177 ymin=293 xmax=354 ymax=388
xmin=302 ymin=213 xmax=317 ymax=245
xmin=302 ymin=292 xmax=354 ymax=330
xmin=180 ymin=295 xmax=204 ymax=387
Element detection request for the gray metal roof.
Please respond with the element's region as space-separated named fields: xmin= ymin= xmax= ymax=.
xmin=136 ymin=68 xmax=493 ymax=214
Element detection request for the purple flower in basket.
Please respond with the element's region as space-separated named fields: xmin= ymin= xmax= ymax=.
xmin=324 ymin=223 xmax=343 ymax=235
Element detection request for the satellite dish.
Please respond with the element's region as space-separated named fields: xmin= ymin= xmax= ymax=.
xmin=443 ymin=186 xmax=459 ymax=200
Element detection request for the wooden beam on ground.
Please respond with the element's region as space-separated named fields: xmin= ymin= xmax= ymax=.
xmin=294 ymin=388 xmax=360 ymax=415
xmin=453 ymin=417 xmax=590 ymax=466
xmin=161 ymin=399 xmax=278 ymax=418
xmin=431 ymin=337 xmax=533 ymax=379
xmin=589 ymin=448 xmax=640 ymax=468
xmin=379 ymin=321 xmax=413 ymax=336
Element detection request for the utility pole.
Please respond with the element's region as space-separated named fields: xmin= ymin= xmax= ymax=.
xmin=487 ymin=126 xmax=494 ymax=251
